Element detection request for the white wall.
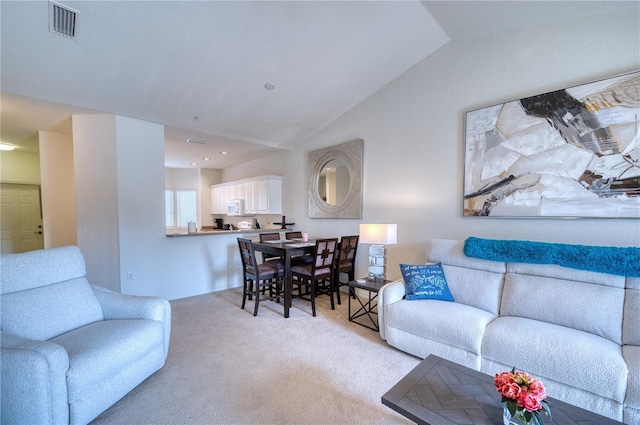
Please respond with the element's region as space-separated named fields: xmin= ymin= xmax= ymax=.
xmin=39 ymin=131 xmax=76 ymax=248
xmin=73 ymin=114 xmax=248 ymax=299
xmin=228 ymin=9 xmax=640 ymax=282
xmin=0 ymin=150 xmax=40 ymax=184
xmin=73 ymin=114 xmax=122 ymax=291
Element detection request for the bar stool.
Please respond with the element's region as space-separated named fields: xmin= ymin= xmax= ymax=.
xmin=238 ymin=238 xmax=284 ymax=316
xmin=259 ymin=232 xmax=282 ymax=262
xmin=290 ymin=238 xmax=338 ymax=316
xmin=334 ymin=235 xmax=359 ymax=305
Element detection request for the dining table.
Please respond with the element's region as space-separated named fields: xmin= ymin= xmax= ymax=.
xmin=251 ymin=238 xmax=317 ymax=318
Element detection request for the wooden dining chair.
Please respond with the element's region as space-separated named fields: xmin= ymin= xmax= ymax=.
xmin=259 ymin=232 xmax=282 ymax=262
xmin=334 ymin=235 xmax=359 ymax=305
xmin=290 ymin=238 xmax=339 ymax=316
xmin=284 ymin=231 xmax=313 ymax=264
xmin=237 ymin=238 xmax=284 ymax=316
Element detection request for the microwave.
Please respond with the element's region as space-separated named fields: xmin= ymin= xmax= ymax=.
xmin=227 ymin=199 xmax=244 ymax=216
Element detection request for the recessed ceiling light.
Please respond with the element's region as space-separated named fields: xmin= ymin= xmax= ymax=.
xmin=264 ymin=82 xmax=276 ymax=90
xmin=220 ymin=151 xmax=228 ymax=155
xmin=202 ymin=157 xmax=211 ymax=161
xmin=0 ymin=143 xmax=16 ymax=151
xmin=190 ymin=162 xmax=198 ymax=166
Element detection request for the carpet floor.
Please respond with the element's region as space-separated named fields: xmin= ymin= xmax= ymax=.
xmin=90 ymin=287 xmax=420 ymax=425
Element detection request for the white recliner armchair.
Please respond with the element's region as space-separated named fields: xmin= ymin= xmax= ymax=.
xmin=1 ymin=246 xmax=171 ymax=425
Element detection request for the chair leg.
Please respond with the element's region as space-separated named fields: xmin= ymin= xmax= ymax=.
xmin=253 ymin=282 xmax=260 ymax=316
xmin=335 ymin=273 xmax=342 ymax=305
xmin=273 ymin=278 xmax=281 ymax=303
xmin=349 ymin=271 xmax=356 ymax=299
xmin=247 ymin=280 xmax=254 ymax=301
xmin=311 ymin=280 xmax=317 ymax=317
xmin=328 ymin=278 xmax=335 ymax=310
xmin=241 ymin=278 xmax=248 ymax=310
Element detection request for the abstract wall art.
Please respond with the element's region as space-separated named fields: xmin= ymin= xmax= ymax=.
xmin=463 ymin=71 xmax=640 ymax=218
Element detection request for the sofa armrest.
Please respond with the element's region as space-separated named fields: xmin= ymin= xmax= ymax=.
xmin=1 ymin=332 xmax=70 ymax=425
xmin=378 ymin=279 xmax=405 ymax=341
xmin=91 ymin=285 xmax=172 ymax=356
xmin=91 ymin=284 xmax=169 ymax=321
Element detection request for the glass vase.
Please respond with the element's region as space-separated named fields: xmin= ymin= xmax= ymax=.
xmin=502 ymin=403 xmax=531 ymax=425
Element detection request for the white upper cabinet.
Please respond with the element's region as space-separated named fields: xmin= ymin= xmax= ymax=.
xmin=211 ymin=186 xmax=226 ymax=214
xmin=252 ymin=177 xmax=282 ymax=214
xmin=211 ymin=175 xmax=282 ymax=215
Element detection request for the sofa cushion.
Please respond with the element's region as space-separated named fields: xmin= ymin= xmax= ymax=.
xmin=501 ymin=273 xmax=624 ymax=344
xmin=483 ymin=316 xmax=628 ymax=404
xmin=400 ymin=263 xmax=454 ymax=301
xmin=49 ymin=319 xmax=165 ymax=403
xmin=624 ymin=345 xmax=640 ymax=410
xmin=507 ymin=262 xmax=626 ymax=288
xmin=628 ymin=277 xmax=640 ymax=290
xmin=1 ymin=278 xmax=104 ymax=341
xmin=0 ymin=245 xmax=86 ymax=294
xmin=386 ymin=299 xmax=496 ymax=355
xmin=427 ymin=239 xmax=506 ymax=273
xmin=624 ymin=289 xmax=640 ymax=345
xmin=441 ymin=265 xmax=503 ymax=315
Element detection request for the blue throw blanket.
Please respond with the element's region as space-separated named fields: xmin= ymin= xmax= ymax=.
xmin=463 ymin=237 xmax=640 ymax=277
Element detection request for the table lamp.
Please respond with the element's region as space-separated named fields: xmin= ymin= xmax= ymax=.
xmin=359 ymin=224 xmax=397 ymax=282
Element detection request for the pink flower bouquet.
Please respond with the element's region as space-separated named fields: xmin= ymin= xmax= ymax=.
xmin=495 ymin=368 xmax=551 ymax=425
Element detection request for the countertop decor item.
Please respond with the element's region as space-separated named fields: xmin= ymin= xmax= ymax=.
xmin=273 ymin=215 xmax=295 ymax=229
xmin=495 ymin=368 xmax=551 ymax=425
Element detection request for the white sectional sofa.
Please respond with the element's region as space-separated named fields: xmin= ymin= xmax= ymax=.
xmin=378 ymin=239 xmax=639 ymax=424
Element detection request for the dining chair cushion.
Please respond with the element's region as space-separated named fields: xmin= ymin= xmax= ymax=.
xmin=291 ymin=264 xmax=331 ymax=278
xmin=254 ymin=262 xmax=283 ymax=279
xmin=337 ymin=259 xmax=353 ymax=272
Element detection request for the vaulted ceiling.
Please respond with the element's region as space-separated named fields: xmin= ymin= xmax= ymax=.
xmin=1 ymin=1 xmax=636 ymax=169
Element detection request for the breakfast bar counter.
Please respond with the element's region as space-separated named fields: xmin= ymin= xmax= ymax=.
xmin=166 ymin=228 xmax=283 ymax=237
xmin=161 ymin=228 xmax=291 ymax=299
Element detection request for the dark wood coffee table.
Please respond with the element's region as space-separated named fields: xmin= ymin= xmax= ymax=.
xmin=382 ymin=355 xmax=623 ymax=425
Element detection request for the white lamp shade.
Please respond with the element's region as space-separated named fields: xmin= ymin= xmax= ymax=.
xmin=359 ymin=224 xmax=397 ymax=245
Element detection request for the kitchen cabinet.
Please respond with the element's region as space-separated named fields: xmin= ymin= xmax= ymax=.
xmin=211 ymin=186 xmax=226 ymax=214
xmin=210 ymin=175 xmax=282 ymax=215
xmin=226 ymin=184 xmax=244 ymax=201
xmin=256 ymin=178 xmax=280 ymax=214
xmin=243 ymin=181 xmax=257 ymax=213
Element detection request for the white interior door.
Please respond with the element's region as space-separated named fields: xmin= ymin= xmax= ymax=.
xmin=1 ymin=183 xmax=44 ymax=253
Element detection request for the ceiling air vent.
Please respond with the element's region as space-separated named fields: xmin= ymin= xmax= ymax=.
xmin=49 ymin=1 xmax=78 ymax=39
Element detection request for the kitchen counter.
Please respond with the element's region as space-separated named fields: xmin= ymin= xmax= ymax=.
xmin=166 ymin=228 xmax=283 ymax=237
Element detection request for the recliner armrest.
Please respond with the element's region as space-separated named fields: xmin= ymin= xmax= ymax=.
xmin=1 ymin=332 xmax=70 ymax=425
xmin=378 ymin=279 xmax=406 ymax=341
xmin=91 ymin=285 xmax=172 ymax=356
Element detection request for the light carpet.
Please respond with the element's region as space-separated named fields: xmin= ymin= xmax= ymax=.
xmin=90 ymin=288 xmax=420 ymax=425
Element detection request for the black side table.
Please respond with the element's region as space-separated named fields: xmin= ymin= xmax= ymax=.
xmin=348 ymin=278 xmax=392 ymax=331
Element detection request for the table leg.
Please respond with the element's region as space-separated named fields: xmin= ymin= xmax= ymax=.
xmin=284 ymin=253 xmax=292 ymax=318
xmin=348 ymin=287 xmax=379 ymax=331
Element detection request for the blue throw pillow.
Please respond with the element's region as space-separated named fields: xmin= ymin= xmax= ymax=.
xmin=399 ymin=263 xmax=454 ymax=301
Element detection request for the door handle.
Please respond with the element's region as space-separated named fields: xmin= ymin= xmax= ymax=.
xmin=35 ymin=231 xmax=43 ymax=235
